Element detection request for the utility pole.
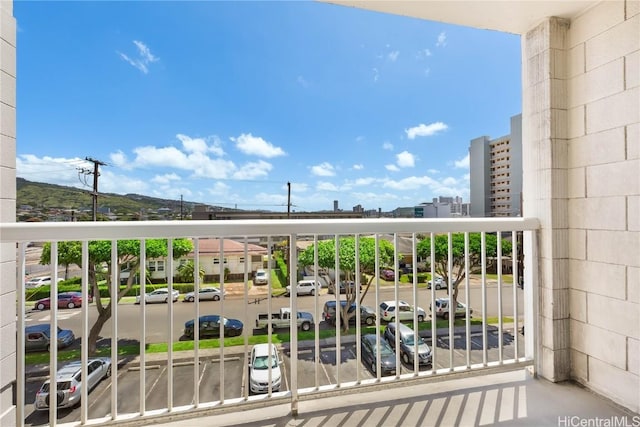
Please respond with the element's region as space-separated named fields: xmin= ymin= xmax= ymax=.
xmin=82 ymin=157 xmax=106 ymax=221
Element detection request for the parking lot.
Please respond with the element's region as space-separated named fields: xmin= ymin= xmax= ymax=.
xmin=23 ymin=329 xmax=522 ymax=426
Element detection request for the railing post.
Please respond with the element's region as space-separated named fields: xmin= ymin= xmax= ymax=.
xmin=524 ymin=229 xmax=539 ymax=376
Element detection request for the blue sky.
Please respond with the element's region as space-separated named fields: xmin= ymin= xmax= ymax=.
xmin=14 ymin=1 xmax=521 ymax=213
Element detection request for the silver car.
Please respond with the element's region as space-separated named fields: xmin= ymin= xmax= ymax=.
xmin=34 ymin=358 xmax=111 ymax=410
xmin=135 ymin=288 xmax=179 ymax=304
xmin=183 ymin=286 xmax=226 ymax=302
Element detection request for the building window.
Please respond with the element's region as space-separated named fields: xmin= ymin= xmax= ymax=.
xmin=213 ymin=258 xmax=228 ymax=265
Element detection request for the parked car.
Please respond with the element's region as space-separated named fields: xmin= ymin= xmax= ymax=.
xmin=183 ymin=315 xmax=243 ymax=339
xmin=322 ymin=301 xmax=376 ymax=326
xmin=427 ymin=276 xmax=445 ymax=289
xmin=34 ymin=357 xmax=111 ymax=410
xmin=34 ymin=292 xmax=84 ymax=311
xmin=254 ymin=269 xmax=268 ymax=285
xmin=25 ymin=324 xmax=75 ymax=352
xmin=286 ymin=279 xmax=322 ymax=296
xmin=248 ymin=343 xmax=283 ymax=394
xmin=256 ymin=307 xmax=314 ymax=332
xmin=360 ymin=333 xmax=397 ymax=376
xmin=383 ymin=322 xmax=432 ymax=367
xmin=379 ymin=269 xmax=395 ymax=281
xmin=183 ymin=287 xmax=225 ymax=302
xmin=430 ymin=298 xmax=473 ymax=319
xmin=327 ymin=280 xmax=362 ymax=294
xmin=25 ymin=276 xmax=63 ymax=289
xmin=135 ymin=288 xmax=179 ymax=304
xmin=379 ymin=300 xmax=426 ymax=322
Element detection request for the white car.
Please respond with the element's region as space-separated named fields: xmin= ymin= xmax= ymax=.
xmin=34 ymin=357 xmax=111 ymax=410
xmin=183 ymin=287 xmax=226 ymax=302
xmin=25 ymin=276 xmax=63 ymax=289
xmin=427 ymin=276 xmax=445 ymax=290
xmin=430 ymin=298 xmax=473 ymax=319
xmin=286 ymin=279 xmax=322 ymax=296
xmin=135 ymin=288 xmax=179 ymax=304
xmin=249 ymin=343 xmax=282 ymax=394
xmin=254 ymin=269 xmax=268 ymax=285
xmin=379 ymin=300 xmax=426 ymax=322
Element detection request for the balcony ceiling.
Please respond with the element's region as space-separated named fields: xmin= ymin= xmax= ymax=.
xmin=321 ymin=1 xmax=598 ymax=34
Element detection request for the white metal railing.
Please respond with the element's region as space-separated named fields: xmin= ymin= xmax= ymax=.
xmin=3 ymin=217 xmax=539 ymax=426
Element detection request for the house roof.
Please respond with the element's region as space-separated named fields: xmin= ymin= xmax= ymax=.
xmin=191 ymin=238 xmax=268 ymax=256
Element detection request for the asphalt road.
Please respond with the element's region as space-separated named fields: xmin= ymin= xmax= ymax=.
xmin=24 ymin=283 xmax=524 ymax=345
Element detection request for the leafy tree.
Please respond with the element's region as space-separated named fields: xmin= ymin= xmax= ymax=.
xmin=416 ymin=233 xmax=512 ymax=310
xmin=41 ymin=238 xmax=193 ymax=354
xmin=298 ymin=237 xmax=394 ymax=331
xmin=177 ymin=260 xmax=205 ymax=283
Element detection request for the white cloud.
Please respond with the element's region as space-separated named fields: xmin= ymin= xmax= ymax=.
xmin=297 ymin=76 xmax=309 ymax=88
xmin=177 ymin=134 xmax=224 ymax=157
xmin=151 ymin=173 xmax=181 ymax=184
xmin=385 ymin=164 xmax=399 ymax=172
xmin=436 ymin=32 xmax=447 ymax=47
xmin=428 ymin=168 xmax=439 ymax=174
xmin=454 ymin=153 xmax=470 ymax=169
xmin=372 ymin=68 xmax=379 ymax=82
xmin=388 ymin=50 xmax=399 ymax=62
xmin=118 ymin=40 xmax=158 ymax=74
xmin=352 ymin=164 xmax=364 ymax=170
xmin=383 ymin=142 xmax=394 ymax=151
xmin=232 ymin=133 xmax=286 ymax=158
xmin=233 ymin=160 xmax=273 ymax=180
xmin=396 ymin=151 xmax=416 ymax=168
xmin=424 ymin=68 xmax=431 ymax=77
xmin=310 ymin=162 xmax=336 ymax=177
xmin=316 ymin=181 xmax=338 ymax=191
xmin=355 ymin=136 xmax=365 ymax=142
xmin=383 ymin=175 xmax=438 ymax=190
xmin=405 ymin=122 xmax=448 ymax=139
xmin=442 ymin=177 xmax=458 ymax=186
xmin=17 ymin=155 xmax=91 ymax=187
xmin=208 ymin=182 xmax=230 ymax=196
xmin=109 ymin=150 xmax=131 ymax=169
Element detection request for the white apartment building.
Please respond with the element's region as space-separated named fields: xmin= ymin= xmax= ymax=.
xmin=470 ymin=114 xmax=523 ymax=217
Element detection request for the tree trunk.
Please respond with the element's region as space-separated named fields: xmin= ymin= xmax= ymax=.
xmin=88 ymin=307 xmax=111 ymax=355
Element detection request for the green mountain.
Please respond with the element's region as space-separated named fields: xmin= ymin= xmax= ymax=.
xmin=17 ymin=178 xmax=201 ymax=221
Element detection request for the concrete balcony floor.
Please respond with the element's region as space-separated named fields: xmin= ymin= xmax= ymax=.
xmin=150 ymin=369 xmax=636 ymax=427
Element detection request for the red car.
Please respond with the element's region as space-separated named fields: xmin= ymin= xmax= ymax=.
xmin=34 ymin=292 xmax=85 ymax=311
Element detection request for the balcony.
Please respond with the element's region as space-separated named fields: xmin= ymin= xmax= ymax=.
xmin=4 ymin=217 xmax=637 ymax=426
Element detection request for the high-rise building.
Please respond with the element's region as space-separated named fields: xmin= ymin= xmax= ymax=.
xmin=469 ymin=114 xmax=522 ymax=217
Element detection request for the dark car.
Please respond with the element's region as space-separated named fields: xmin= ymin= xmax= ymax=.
xmin=322 ymin=301 xmax=376 ymax=326
xmin=184 ymin=315 xmax=243 ymax=339
xmin=383 ymin=322 xmax=432 ymax=367
xmin=34 ymin=292 xmax=85 ymax=311
xmin=361 ymin=334 xmax=397 ymax=376
xmin=379 ymin=269 xmax=395 ymax=281
xmin=25 ymin=324 xmax=75 ymax=352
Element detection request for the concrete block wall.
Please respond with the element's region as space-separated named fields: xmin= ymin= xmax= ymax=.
xmin=0 ymin=1 xmax=16 ymax=425
xmin=565 ymin=0 xmax=639 ymax=413
xmin=522 ymin=16 xmax=572 ymax=382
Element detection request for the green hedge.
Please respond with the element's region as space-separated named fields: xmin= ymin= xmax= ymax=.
xmin=25 ymin=282 xmax=198 ymax=301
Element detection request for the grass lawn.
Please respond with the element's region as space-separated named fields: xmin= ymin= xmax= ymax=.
xmin=25 ymin=316 xmax=513 ymax=365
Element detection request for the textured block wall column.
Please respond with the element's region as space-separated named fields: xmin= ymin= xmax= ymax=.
xmin=0 ymin=1 xmax=16 ymax=425
xmin=522 ymin=17 xmax=571 ymax=382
